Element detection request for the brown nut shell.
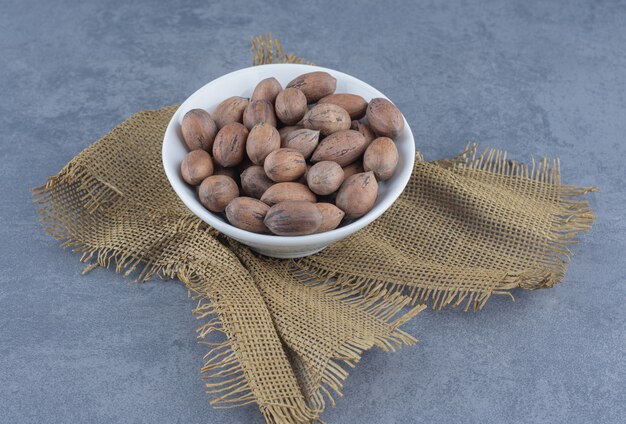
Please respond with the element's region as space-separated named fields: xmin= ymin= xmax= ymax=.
xmin=275 ymin=87 xmax=308 ymax=125
xmin=366 ymin=98 xmax=404 ymax=139
xmin=211 ymin=96 xmax=249 ymax=129
xmin=212 ymin=123 xmax=249 ymax=167
xmin=350 ymin=120 xmax=376 ymax=145
xmin=318 ymin=94 xmax=368 ymax=120
xmin=286 ymin=71 xmax=337 ymax=103
xmin=281 ymin=129 xmax=320 ymax=159
xmin=263 ymin=148 xmax=307 ymax=182
xmin=251 ymin=77 xmax=282 ymax=103
xmin=335 ymin=171 xmax=378 ymax=219
xmin=315 ymin=203 xmax=345 ymax=233
xmin=246 ymin=123 xmax=281 ymax=165
xmin=363 ymin=137 xmax=399 ymax=181
xmin=260 ymin=182 xmax=317 ymax=205
xmin=310 ymin=129 xmax=367 ymax=167
xmin=306 ymin=161 xmax=344 ymax=196
xmin=264 ymin=201 xmax=323 ymax=236
xmin=181 ymin=150 xmax=214 ymax=185
xmin=243 ymin=99 xmax=277 ymax=130
xmin=181 ymin=109 xmax=218 ymax=151
xmin=240 ymin=165 xmax=274 ymax=199
xmin=198 ymin=175 xmax=239 ymax=213
xmin=342 ymin=161 xmax=364 ymax=180
xmin=225 ymin=197 xmax=270 ymax=233
xmin=278 ymin=125 xmax=304 ymax=143
xmin=302 ymin=103 xmax=351 ymax=136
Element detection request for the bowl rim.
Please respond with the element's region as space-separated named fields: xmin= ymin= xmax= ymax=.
xmin=163 ymin=63 xmax=415 ymax=247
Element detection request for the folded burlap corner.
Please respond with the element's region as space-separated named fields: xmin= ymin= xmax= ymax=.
xmin=33 ymin=36 xmax=596 ymax=423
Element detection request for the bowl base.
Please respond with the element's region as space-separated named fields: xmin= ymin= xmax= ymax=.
xmin=249 ymin=245 xmax=328 ymax=259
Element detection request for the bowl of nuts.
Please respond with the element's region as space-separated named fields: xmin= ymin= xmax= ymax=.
xmin=163 ymin=64 xmax=415 ymax=258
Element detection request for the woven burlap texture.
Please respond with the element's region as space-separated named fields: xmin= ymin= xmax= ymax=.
xmin=33 ymin=37 xmax=595 ymax=423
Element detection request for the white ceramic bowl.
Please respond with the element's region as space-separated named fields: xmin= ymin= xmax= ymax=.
xmin=163 ymin=64 xmax=415 ymax=258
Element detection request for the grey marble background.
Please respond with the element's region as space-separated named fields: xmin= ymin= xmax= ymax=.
xmin=1 ymin=0 xmax=624 ymax=423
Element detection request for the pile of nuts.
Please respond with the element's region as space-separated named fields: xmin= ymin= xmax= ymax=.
xmin=179 ymin=71 xmax=404 ymax=236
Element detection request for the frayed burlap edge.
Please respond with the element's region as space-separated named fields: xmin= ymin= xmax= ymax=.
xmin=251 ymin=34 xmax=314 ymax=66
xmin=32 ymin=152 xmax=425 ymax=423
xmin=294 ymin=144 xmax=596 ymax=312
xmin=32 ymin=161 xmax=320 ymax=423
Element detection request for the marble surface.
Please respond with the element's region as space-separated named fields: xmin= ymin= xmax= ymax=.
xmin=1 ymin=0 xmax=624 ymax=423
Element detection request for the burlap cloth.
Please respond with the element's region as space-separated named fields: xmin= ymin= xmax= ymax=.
xmin=33 ymin=37 xmax=596 ymax=423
